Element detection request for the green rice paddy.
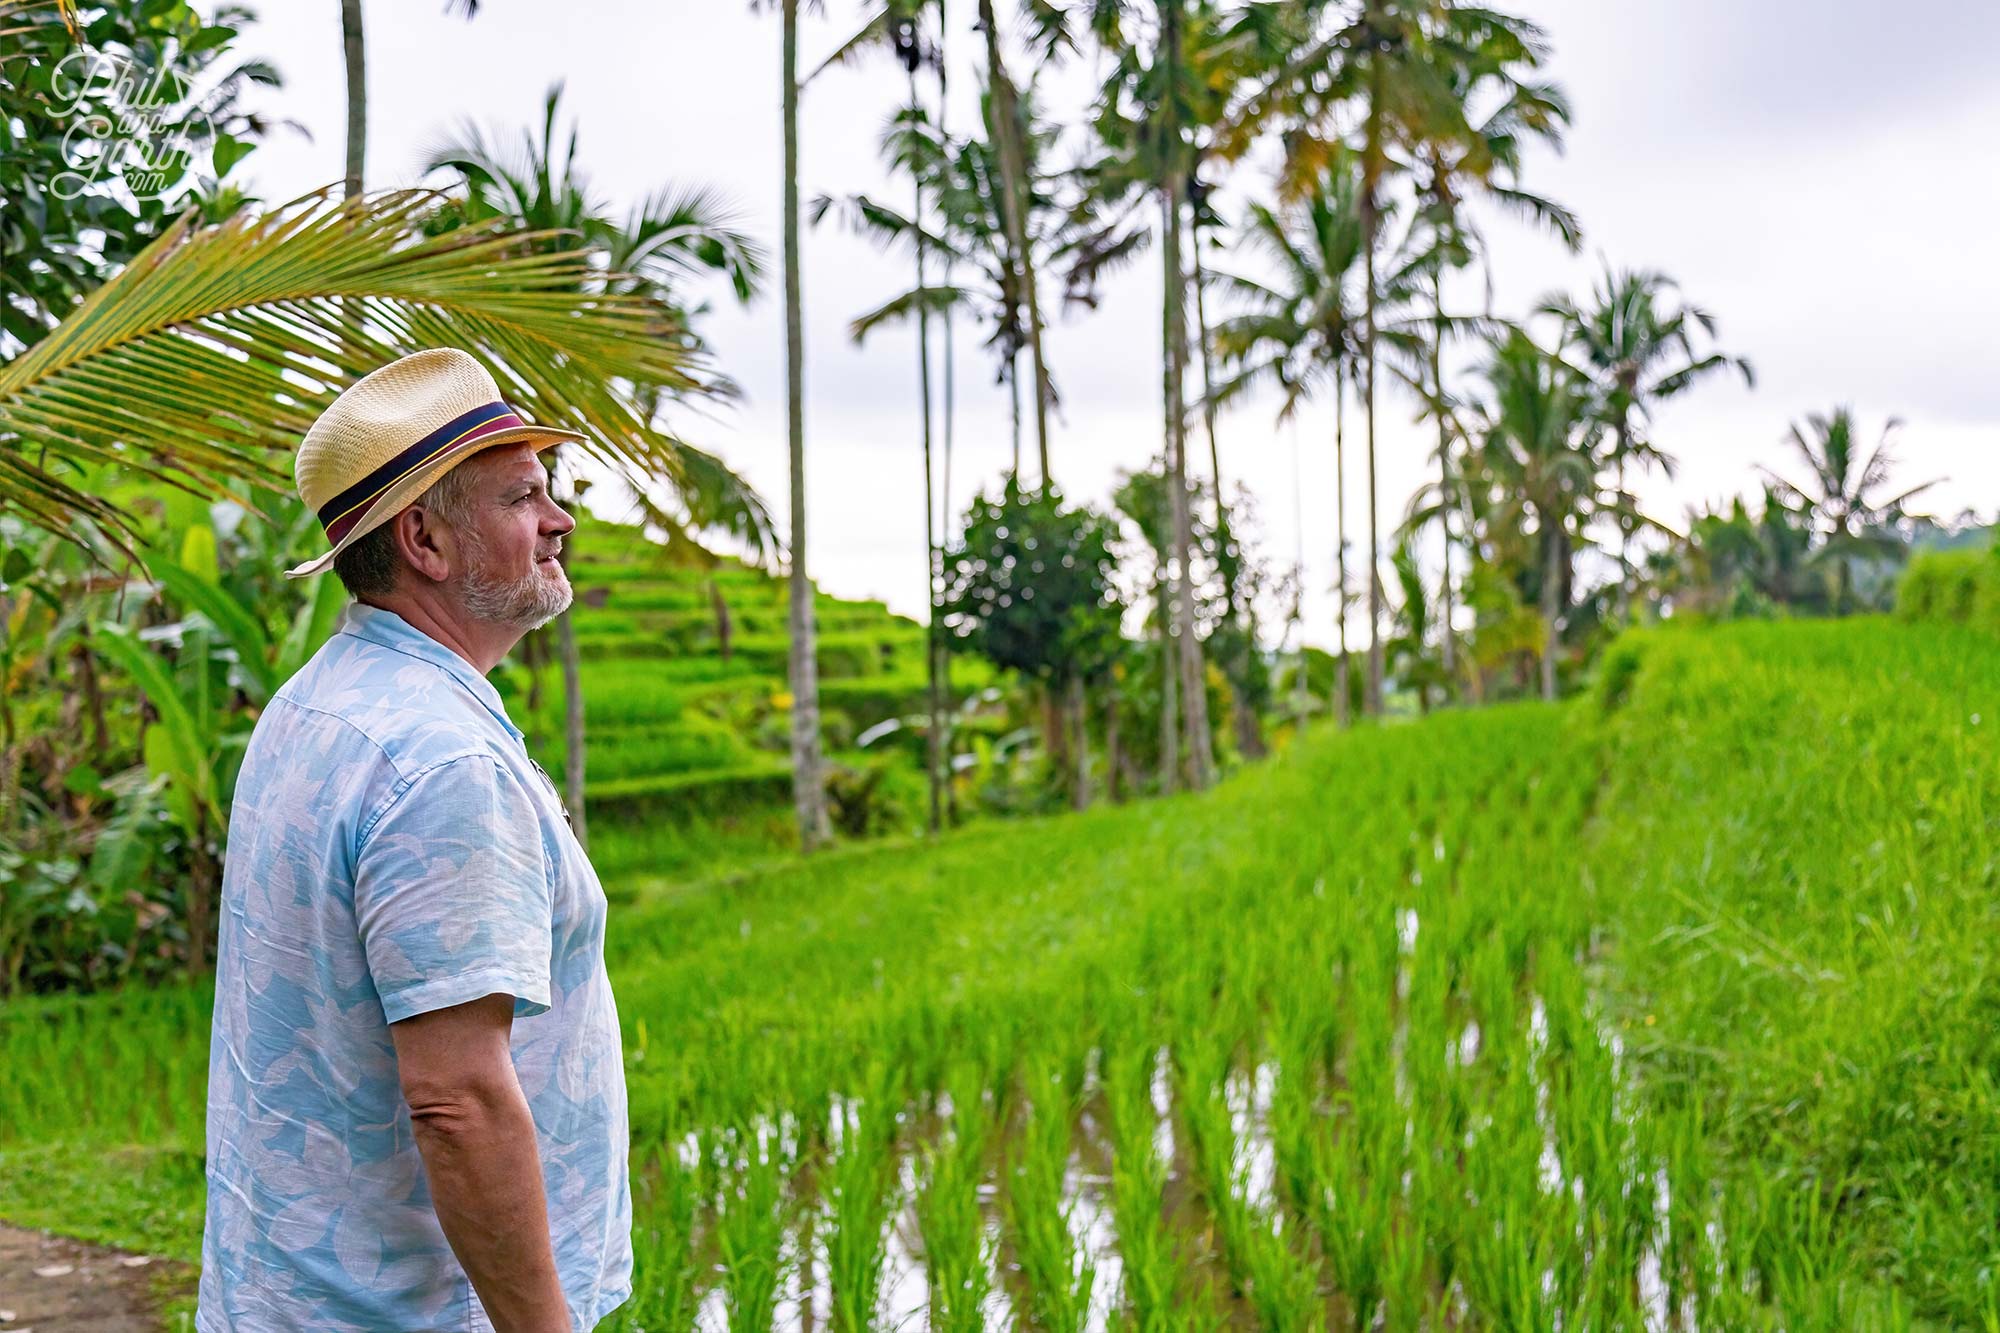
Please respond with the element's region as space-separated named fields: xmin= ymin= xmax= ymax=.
xmin=4 ymin=617 xmax=1996 ymax=1328
xmin=500 ymin=517 xmax=998 ymax=862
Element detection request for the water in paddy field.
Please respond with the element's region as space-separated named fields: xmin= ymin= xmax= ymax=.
xmin=672 ymin=979 xmax=1717 ymax=1329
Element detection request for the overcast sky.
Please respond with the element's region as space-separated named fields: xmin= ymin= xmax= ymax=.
xmin=223 ymin=0 xmax=2000 ymax=646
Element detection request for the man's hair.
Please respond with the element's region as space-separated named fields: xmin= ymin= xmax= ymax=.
xmin=330 ymin=460 xmax=484 ymax=599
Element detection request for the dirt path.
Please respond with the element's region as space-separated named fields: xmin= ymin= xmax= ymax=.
xmin=0 ymin=1225 xmax=189 ymax=1332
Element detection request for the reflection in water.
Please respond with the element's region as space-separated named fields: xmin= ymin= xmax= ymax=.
xmin=674 ymin=992 xmax=1707 ymax=1330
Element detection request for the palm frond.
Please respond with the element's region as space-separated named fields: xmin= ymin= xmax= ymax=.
xmin=0 ymin=184 xmax=715 ymax=557
xmin=849 ymin=285 xmax=969 ymax=343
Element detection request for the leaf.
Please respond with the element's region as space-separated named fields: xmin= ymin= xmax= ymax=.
xmin=178 ymin=524 xmax=219 ymax=584
xmin=276 ymin=571 xmax=346 ymax=681
xmin=144 ymin=554 xmax=276 ymax=702
xmin=94 ymin=622 xmax=218 ymax=826
xmin=211 ymin=131 xmax=253 ymax=179
xmin=0 ymin=185 xmax=712 ymax=558
xmin=182 ymin=23 xmax=235 ymax=56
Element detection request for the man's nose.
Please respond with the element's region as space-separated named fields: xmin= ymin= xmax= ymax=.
xmin=545 ymin=500 xmax=576 ymax=537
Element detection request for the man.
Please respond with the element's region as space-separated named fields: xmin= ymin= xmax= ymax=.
xmin=197 ymin=348 xmax=630 ymax=1333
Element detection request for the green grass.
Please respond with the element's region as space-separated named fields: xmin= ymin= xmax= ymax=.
xmin=7 ymin=618 xmax=1997 ymax=1325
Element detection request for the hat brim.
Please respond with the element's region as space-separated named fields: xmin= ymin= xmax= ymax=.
xmin=284 ymin=425 xmax=587 ymax=579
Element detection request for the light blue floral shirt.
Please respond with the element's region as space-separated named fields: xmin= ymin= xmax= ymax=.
xmin=197 ymin=602 xmax=631 ymax=1332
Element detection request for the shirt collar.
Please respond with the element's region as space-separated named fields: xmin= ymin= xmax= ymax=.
xmin=336 ymin=602 xmax=525 ymax=742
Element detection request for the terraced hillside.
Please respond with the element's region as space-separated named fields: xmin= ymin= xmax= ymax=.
xmin=502 ymin=516 xmax=1005 ymax=879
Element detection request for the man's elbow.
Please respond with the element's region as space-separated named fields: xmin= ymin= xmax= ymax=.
xmin=403 ymin=1070 xmax=525 ymax=1140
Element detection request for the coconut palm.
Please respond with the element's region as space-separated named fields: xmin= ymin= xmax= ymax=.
xmin=1232 ymin=0 xmax=1563 ymax=716
xmin=1059 ymin=0 xmax=1259 ymax=790
xmin=815 ymin=81 xmax=1148 ymax=441
xmin=1540 ymin=265 xmax=1753 ymax=600
xmin=1762 ymin=407 xmax=1936 ymax=614
xmin=971 ymin=0 xmax=1061 ymax=488
xmin=750 ymin=0 xmax=834 ymax=849
xmin=421 ymin=81 xmax=765 ymax=848
xmin=1408 ymin=58 xmax=1577 ymax=685
xmin=1466 ymin=327 xmax=1604 ymax=700
xmin=343 ymin=0 xmax=485 ymax=200
xmin=812 ymin=1 xmax=953 ymax=830
xmin=1211 ymin=160 xmax=1426 ymax=725
xmin=0 ymin=185 xmax=705 ymax=558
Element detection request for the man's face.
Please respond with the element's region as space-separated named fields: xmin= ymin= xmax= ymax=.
xmin=442 ymin=442 xmax=576 ymax=631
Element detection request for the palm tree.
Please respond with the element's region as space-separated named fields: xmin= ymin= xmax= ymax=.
xmin=1073 ymin=0 xmax=1258 ymax=790
xmin=1541 ymin=265 xmax=1753 ymax=604
xmin=1762 ymin=407 xmax=1936 ymax=614
xmin=421 ymin=82 xmax=763 ymax=849
xmin=745 ymin=0 xmax=834 ymax=850
xmin=1467 ymin=327 xmax=1603 ymax=700
xmin=341 ymin=0 xmax=363 ymax=198
xmin=1408 ymin=59 xmax=1577 ymax=686
xmin=1212 ymin=161 xmax=1409 ymax=727
xmin=343 ymin=0 xmax=484 ymax=199
xmin=0 ymin=184 xmax=715 ymax=570
xmin=973 ymin=0 xmax=1057 ymax=487
xmin=1237 ymin=0 xmax=1561 ymax=716
xmin=817 ymin=82 xmax=1146 ymax=450
xmin=813 ymin=1 xmax=949 ymax=831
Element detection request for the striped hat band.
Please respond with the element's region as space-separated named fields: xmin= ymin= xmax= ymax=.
xmin=316 ymin=400 xmax=526 ymax=545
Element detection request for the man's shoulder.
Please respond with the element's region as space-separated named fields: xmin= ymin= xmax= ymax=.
xmin=266 ymin=629 xmax=514 ymax=781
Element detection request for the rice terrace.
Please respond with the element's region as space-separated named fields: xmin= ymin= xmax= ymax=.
xmin=2 ymin=0 xmax=1997 ymax=1330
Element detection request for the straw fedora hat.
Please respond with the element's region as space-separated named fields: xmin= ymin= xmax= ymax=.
xmin=284 ymin=348 xmax=587 ymax=579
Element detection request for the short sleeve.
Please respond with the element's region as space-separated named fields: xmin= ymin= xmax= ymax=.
xmin=354 ymin=754 xmax=554 ymax=1025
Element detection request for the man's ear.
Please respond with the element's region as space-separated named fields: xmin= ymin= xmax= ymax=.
xmin=389 ymin=505 xmax=456 ymax=585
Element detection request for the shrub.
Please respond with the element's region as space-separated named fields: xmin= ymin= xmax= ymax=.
xmin=1896 ymin=549 xmax=1995 ymax=628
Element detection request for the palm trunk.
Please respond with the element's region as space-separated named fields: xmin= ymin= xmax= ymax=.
xmin=524 ymin=626 xmax=545 ymax=718
xmin=783 ymin=0 xmax=831 ymax=851
xmin=710 ymin=578 xmax=734 ymax=660
xmin=1433 ymin=269 xmax=1456 ymax=685
xmin=977 ymin=0 xmax=1052 ymax=489
xmin=1615 ymin=431 xmax=1632 ymax=618
xmin=1161 ymin=1 xmax=1212 ymax=791
xmin=1105 ymin=672 xmax=1124 ymax=804
xmin=1362 ymin=221 xmax=1384 ymax=716
xmin=188 ymin=831 xmax=215 ymax=976
xmin=911 ymin=65 xmax=943 ymax=837
xmin=1157 ymin=577 xmax=1177 ymax=792
xmin=1042 ymin=679 xmax=1069 ymax=792
xmin=1540 ymin=519 xmax=1560 ymax=702
xmin=937 ymin=2 xmax=956 ymax=823
xmin=340 ymin=0 xmax=365 ymax=199
xmin=1194 ymin=223 xmax=1262 ymax=761
xmin=554 ymin=456 xmax=588 ymax=850
xmin=1164 ymin=192 xmax=1211 ymax=789
xmin=1067 ymin=674 xmax=1089 ymax=810
xmin=1008 ymin=354 xmax=1022 ymax=479
xmin=1362 ymin=82 xmax=1385 ymax=717
xmin=1334 ymin=375 xmax=1350 ymax=728
xmin=1192 ymin=224 xmax=1226 ymax=520
xmin=76 ymin=623 xmax=110 ymax=760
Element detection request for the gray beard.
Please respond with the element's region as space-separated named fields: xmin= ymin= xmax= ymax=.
xmin=456 ymin=532 xmax=572 ymax=631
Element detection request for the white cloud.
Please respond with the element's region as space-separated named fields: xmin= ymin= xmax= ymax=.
xmin=228 ymin=0 xmax=1995 ymax=648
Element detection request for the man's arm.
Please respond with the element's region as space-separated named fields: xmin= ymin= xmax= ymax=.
xmin=391 ymin=993 xmax=570 ymax=1333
